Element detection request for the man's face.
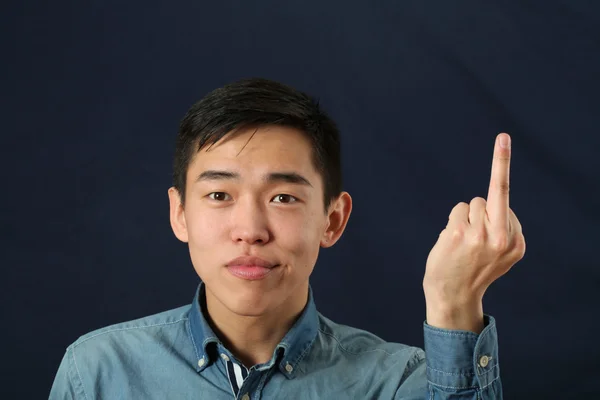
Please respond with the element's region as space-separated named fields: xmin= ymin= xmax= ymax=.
xmin=169 ymin=126 xmax=343 ymax=317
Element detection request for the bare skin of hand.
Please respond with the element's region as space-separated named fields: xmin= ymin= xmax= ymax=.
xmin=423 ymin=133 xmax=526 ymax=334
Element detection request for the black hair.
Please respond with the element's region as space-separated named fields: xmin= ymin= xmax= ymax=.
xmin=173 ymin=78 xmax=342 ymax=212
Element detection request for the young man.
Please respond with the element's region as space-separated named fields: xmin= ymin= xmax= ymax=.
xmin=50 ymin=78 xmax=525 ymax=399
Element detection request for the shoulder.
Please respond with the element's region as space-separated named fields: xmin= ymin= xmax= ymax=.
xmin=53 ymin=305 xmax=195 ymax=398
xmin=66 ymin=304 xmax=194 ymax=369
xmin=71 ymin=304 xmax=191 ymax=348
xmin=316 ymin=312 xmax=424 ymax=361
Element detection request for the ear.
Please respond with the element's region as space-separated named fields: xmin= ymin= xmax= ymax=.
xmin=168 ymin=187 xmax=189 ymax=243
xmin=321 ymin=191 xmax=353 ymax=248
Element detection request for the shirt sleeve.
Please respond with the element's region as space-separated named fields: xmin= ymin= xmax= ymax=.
xmin=422 ymin=314 xmax=502 ymax=399
xmin=394 ymin=314 xmax=502 ymax=399
xmin=49 ymin=347 xmax=85 ymax=400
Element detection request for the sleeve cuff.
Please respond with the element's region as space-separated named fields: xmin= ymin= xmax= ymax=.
xmin=423 ymin=314 xmax=499 ymax=390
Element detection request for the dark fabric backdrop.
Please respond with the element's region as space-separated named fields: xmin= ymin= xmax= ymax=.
xmin=2 ymin=1 xmax=599 ymax=399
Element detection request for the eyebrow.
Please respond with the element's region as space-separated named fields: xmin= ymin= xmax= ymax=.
xmin=195 ymin=170 xmax=313 ymax=187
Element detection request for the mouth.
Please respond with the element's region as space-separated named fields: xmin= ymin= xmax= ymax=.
xmin=226 ymin=256 xmax=279 ymax=281
xmin=226 ymin=264 xmax=278 ymax=280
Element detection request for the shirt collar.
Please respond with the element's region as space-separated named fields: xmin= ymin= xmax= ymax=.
xmin=188 ymin=281 xmax=319 ymax=378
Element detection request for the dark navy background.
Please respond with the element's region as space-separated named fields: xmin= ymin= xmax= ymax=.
xmin=2 ymin=1 xmax=599 ymax=399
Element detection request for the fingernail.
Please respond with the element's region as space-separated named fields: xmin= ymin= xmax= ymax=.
xmin=499 ymin=134 xmax=510 ymax=149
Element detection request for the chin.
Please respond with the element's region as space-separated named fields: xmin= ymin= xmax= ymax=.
xmin=224 ymin=290 xmax=278 ymax=317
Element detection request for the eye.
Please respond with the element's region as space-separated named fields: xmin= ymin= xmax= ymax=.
xmin=207 ymin=192 xmax=232 ymax=201
xmin=271 ymin=194 xmax=298 ymax=204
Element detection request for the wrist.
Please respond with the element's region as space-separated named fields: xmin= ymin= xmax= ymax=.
xmin=425 ymin=298 xmax=485 ymax=334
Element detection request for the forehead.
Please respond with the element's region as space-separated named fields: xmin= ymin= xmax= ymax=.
xmin=187 ymin=125 xmax=318 ymax=179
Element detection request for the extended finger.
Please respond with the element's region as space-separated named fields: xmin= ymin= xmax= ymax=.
xmin=486 ymin=133 xmax=511 ymax=233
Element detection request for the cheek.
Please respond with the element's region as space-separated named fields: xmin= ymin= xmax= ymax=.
xmin=184 ymin=210 xmax=225 ymax=280
xmin=277 ymin=211 xmax=324 ymax=261
xmin=184 ymin=208 xmax=225 ymax=249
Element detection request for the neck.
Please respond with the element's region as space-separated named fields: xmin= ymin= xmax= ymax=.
xmin=203 ymin=284 xmax=309 ymax=368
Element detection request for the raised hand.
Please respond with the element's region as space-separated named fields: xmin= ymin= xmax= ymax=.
xmin=423 ymin=133 xmax=526 ymax=333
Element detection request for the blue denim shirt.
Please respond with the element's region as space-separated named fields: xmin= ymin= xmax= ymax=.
xmin=50 ymin=283 xmax=501 ymax=399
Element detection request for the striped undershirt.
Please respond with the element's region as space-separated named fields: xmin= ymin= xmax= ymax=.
xmin=225 ymin=359 xmax=249 ymax=396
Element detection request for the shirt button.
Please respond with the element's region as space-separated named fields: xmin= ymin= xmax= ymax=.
xmin=285 ymin=363 xmax=293 ymax=373
xmin=479 ymin=355 xmax=490 ymax=368
xmin=241 ymin=394 xmax=250 ymax=400
xmin=220 ymin=353 xmax=230 ymax=362
xmin=197 ymin=357 xmax=205 ymax=368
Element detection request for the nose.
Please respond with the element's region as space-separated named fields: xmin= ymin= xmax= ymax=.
xmin=229 ymin=196 xmax=270 ymax=245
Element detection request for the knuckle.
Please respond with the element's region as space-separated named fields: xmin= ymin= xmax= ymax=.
xmin=451 ymin=223 xmax=468 ymax=239
xmin=451 ymin=231 xmax=464 ymax=243
xmin=490 ymin=234 xmax=509 ymax=252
